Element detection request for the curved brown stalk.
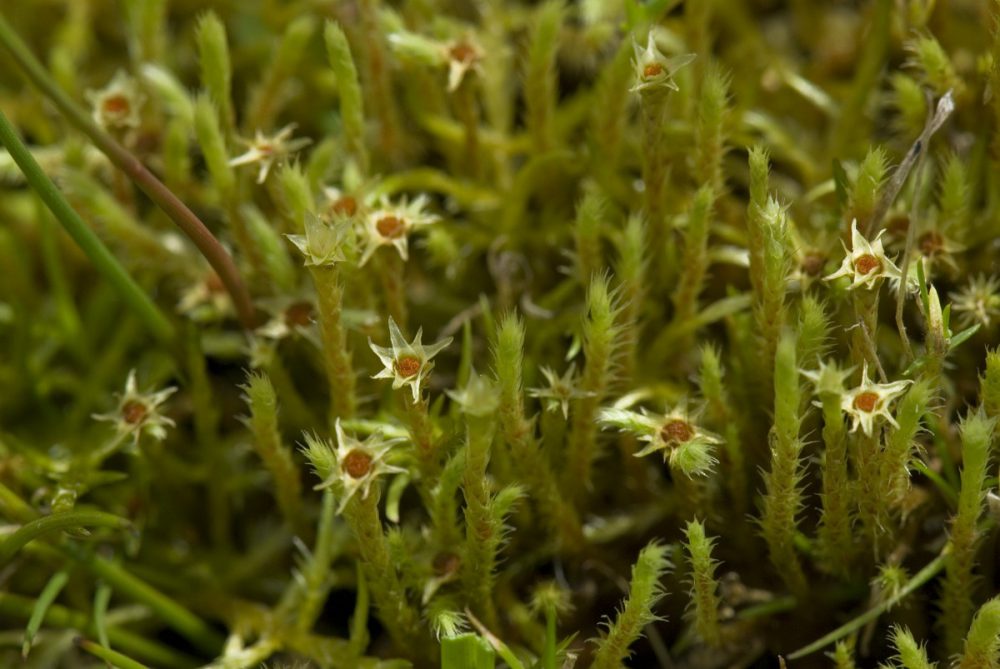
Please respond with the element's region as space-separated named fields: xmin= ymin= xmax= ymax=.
xmin=0 ymin=13 xmax=257 ymax=328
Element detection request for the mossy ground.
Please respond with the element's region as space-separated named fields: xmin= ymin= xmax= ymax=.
xmin=1 ymin=1 xmax=1000 ymax=668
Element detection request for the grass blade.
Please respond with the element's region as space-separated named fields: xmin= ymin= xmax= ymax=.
xmin=22 ymin=569 xmax=70 ymax=658
xmin=76 ymin=637 xmax=149 ymax=669
xmin=0 ymin=110 xmax=175 ymax=343
xmin=0 ymin=12 xmax=255 ymax=328
xmin=0 ymin=510 xmax=132 ymax=564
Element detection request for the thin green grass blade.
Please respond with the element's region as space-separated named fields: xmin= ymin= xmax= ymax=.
xmin=76 ymin=637 xmax=149 ymax=669
xmin=94 ymin=582 xmax=112 ymax=649
xmin=0 ymin=110 xmax=174 ymax=343
xmin=0 ymin=510 xmax=132 ymax=564
xmin=22 ymin=569 xmax=70 ymax=658
xmin=0 ymin=11 xmax=255 ymax=328
xmin=0 ymin=592 xmax=196 ymax=668
xmin=788 ymin=549 xmax=948 ymax=659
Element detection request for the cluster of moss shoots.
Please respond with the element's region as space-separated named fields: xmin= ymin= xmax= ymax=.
xmin=2 ymin=1 xmax=1000 ymax=669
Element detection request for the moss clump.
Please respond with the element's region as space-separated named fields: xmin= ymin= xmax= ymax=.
xmin=1 ymin=1 xmax=1000 ymax=668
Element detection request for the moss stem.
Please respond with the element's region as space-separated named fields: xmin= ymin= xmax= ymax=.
xmin=308 ymin=265 xmax=357 ymax=421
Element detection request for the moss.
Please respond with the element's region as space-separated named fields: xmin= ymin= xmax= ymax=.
xmin=1 ymin=1 xmax=1000 ymax=667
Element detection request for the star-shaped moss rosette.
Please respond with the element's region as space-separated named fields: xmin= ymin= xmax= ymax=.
xmin=824 ymin=219 xmax=903 ymax=290
xmin=255 ymin=295 xmax=319 ymax=343
xmin=630 ymin=33 xmax=696 ymax=95
xmin=916 ymin=226 xmax=964 ymax=273
xmin=369 ymin=317 xmax=453 ymax=402
xmin=229 ymin=124 xmax=311 ymax=183
xmin=320 ymin=158 xmax=380 ymax=211
xmin=840 ymin=363 xmax=913 ymax=436
xmin=92 ymin=370 xmax=176 ymax=446
xmin=358 ymin=195 xmax=438 ymax=266
xmin=287 ymin=213 xmax=356 ymax=267
xmin=86 ymin=70 xmax=145 ymax=130
xmin=950 ymin=274 xmax=1000 ymax=328
xmin=598 ymin=402 xmax=720 ymax=477
xmin=176 ymin=270 xmax=234 ymax=322
xmin=446 ymin=368 xmax=499 ymax=417
xmin=801 ymin=359 xmax=855 ymax=398
xmin=527 ymin=363 xmax=594 ymax=419
xmin=444 ymin=37 xmax=484 ymax=92
xmin=388 ymin=29 xmax=484 ymax=93
xmin=302 ymin=420 xmax=406 ymax=514
xmin=321 ymin=185 xmax=364 ymax=219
